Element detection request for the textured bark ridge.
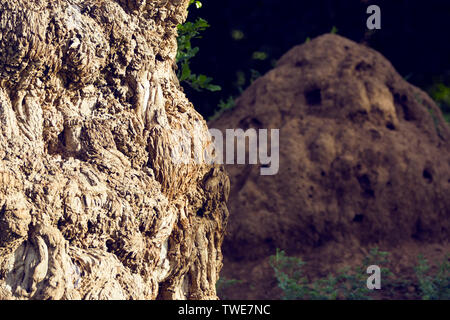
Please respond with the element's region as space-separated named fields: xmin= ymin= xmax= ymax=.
xmin=0 ymin=0 xmax=229 ymax=300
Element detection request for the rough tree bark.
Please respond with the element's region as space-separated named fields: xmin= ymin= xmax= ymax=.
xmin=0 ymin=0 xmax=229 ymax=300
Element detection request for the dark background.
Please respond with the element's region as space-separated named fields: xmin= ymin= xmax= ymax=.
xmin=181 ymin=0 xmax=450 ymax=119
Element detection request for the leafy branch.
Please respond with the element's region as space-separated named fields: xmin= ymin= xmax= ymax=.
xmin=176 ymin=3 xmax=221 ymax=92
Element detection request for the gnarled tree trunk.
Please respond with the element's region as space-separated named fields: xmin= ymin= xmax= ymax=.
xmin=0 ymin=0 xmax=229 ymax=300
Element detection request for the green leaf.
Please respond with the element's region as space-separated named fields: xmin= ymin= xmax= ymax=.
xmin=180 ymin=62 xmax=191 ymax=81
xmin=252 ymin=51 xmax=268 ymax=61
xmin=189 ymin=0 xmax=202 ymax=9
xmin=176 ymin=12 xmax=221 ymax=93
xmin=207 ymin=84 xmax=222 ymax=92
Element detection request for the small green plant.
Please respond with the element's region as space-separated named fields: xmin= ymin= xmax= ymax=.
xmin=330 ymin=26 xmax=338 ymax=34
xmin=207 ymin=67 xmax=262 ymax=121
xmin=252 ymin=51 xmax=268 ymax=61
xmin=269 ymin=247 xmax=394 ymax=300
xmin=364 ymin=247 xmax=393 ymax=277
xmin=332 ymin=266 xmax=371 ymax=300
xmin=304 ymin=26 xmax=337 ymax=44
xmin=269 ymin=249 xmax=312 ymax=300
xmin=209 ymin=96 xmax=235 ymax=121
xmin=270 ymin=248 xmax=450 ymax=300
xmin=270 ymin=249 xmax=306 ymax=299
xmin=269 ymin=249 xmax=353 ymax=300
xmin=336 ymin=247 xmax=394 ymax=300
xmin=415 ymin=254 xmax=450 ymax=300
xmin=176 ymin=2 xmax=221 ymax=92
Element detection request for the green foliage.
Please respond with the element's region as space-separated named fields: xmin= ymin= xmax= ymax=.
xmin=332 ymin=267 xmax=371 ymax=300
xmin=269 ymin=249 xmax=310 ymax=300
xmin=429 ymin=83 xmax=450 ymax=106
xmin=415 ymin=255 xmax=450 ymax=300
xmin=231 ymin=29 xmax=245 ymax=41
xmin=270 ymin=248 xmax=450 ymax=300
xmin=207 ymin=68 xmax=262 ymax=121
xmin=330 ymin=26 xmax=338 ymax=34
xmin=176 ymin=6 xmax=221 ymax=92
xmin=209 ymin=96 xmax=235 ymax=121
xmin=252 ymin=51 xmax=268 ymax=61
xmin=363 ymin=247 xmax=393 ymax=276
xmin=270 ymin=248 xmax=394 ymax=300
xmin=336 ymin=248 xmax=394 ymax=300
xmin=189 ymin=0 xmax=203 ymax=9
xmin=428 ymin=82 xmax=450 ymax=123
xmin=269 ymin=248 xmax=359 ymax=300
xmin=235 ymin=71 xmax=246 ymax=93
xmin=304 ymin=26 xmax=337 ymax=44
xmin=233 ymin=68 xmax=261 ymax=93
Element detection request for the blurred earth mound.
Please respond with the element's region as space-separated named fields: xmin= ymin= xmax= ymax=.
xmin=210 ymin=34 xmax=450 ymax=299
